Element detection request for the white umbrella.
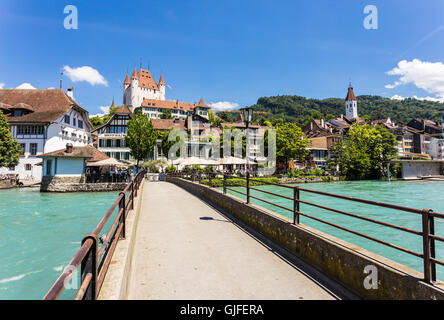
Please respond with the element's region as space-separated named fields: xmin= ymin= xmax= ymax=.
xmin=87 ymin=158 xmax=131 ymax=168
xmin=219 ymin=156 xmax=248 ymax=165
xmin=174 ymin=157 xmax=219 ymax=166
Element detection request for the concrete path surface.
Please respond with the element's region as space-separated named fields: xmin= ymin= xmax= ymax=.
xmin=127 ymin=182 xmax=338 ymax=300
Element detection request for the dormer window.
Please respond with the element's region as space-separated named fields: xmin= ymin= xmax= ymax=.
xmin=13 ymin=110 xmax=23 ymax=117
xmin=64 ymin=115 xmax=70 ymax=124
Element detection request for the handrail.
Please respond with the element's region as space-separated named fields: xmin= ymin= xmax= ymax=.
xmin=43 ymin=170 xmax=145 ymax=300
xmin=171 ymin=171 xmax=443 ymax=283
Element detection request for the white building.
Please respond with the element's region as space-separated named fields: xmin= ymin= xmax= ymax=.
xmin=0 ymin=88 xmax=94 ymax=182
xmin=345 ymin=84 xmax=358 ymax=118
xmin=123 ymin=68 xmax=166 ymax=110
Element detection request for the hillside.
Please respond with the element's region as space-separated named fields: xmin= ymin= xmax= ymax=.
xmin=244 ymin=95 xmax=444 ymax=126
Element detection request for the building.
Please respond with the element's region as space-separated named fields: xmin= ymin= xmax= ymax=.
xmin=123 ymin=68 xmax=166 ymax=108
xmin=345 ymin=84 xmax=358 ymax=118
xmin=0 ymin=88 xmax=93 ymax=181
xmin=138 ymin=97 xmax=210 ymax=120
xmin=92 ymin=105 xmax=133 ymax=161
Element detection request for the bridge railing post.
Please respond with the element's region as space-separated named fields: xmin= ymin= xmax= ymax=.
xmin=421 ymin=209 xmax=436 ymax=283
xmin=119 ymin=192 xmax=126 ymax=239
xmin=223 ymin=173 xmax=227 ymax=194
xmin=293 ymin=187 xmax=300 ymax=224
xmin=209 ymin=172 xmax=212 ymax=188
xmin=80 ymin=234 xmax=98 ymax=300
xmin=246 ymin=170 xmax=250 ymax=204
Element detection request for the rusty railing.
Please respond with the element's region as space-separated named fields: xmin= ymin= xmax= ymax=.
xmin=43 ymin=170 xmax=145 ymax=300
xmin=174 ymin=171 xmax=444 ymax=283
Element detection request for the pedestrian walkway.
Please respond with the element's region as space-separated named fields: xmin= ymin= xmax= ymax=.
xmin=127 ymin=182 xmax=338 ymax=300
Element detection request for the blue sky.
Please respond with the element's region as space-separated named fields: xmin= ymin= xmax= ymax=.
xmin=1 ymin=0 xmax=444 ymax=115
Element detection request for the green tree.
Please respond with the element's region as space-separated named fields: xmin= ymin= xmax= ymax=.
xmin=125 ymin=113 xmax=157 ymax=170
xmin=89 ymin=116 xmax=104 ymax=128
xmin=160 ymin=109 xmax=173 ymax=119
xmin=275 ymin=122 xmax=309 ymax=166
xmin=0 ymin=111 xmax=21 ymax=168
xmin=208 ymin=110 xmax=223 ymax=127
xmin=328 ymin=124 xmax=397 ymax=180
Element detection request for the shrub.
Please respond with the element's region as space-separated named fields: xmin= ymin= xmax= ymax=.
xmin=165 ymin=165 xmax=177 ymax=173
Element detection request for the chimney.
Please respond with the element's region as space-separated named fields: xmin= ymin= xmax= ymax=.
xmin=65 ymin=143 xmax=73 ymax=153
xmin=321 ymin=119 xmax=324 ymax=128
xmin=67 ymin=87 xmax=74 ymax=99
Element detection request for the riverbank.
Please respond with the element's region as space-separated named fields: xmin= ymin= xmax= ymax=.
xmin=199 ymin=176 xmax=340 ymax=187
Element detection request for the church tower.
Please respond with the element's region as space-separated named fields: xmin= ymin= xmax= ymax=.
xmin=345 ymin=84 xmax=358 ymax=118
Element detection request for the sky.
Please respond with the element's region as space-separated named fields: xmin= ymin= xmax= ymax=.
xmin=1 ymin=0 xmax=444 ymax=115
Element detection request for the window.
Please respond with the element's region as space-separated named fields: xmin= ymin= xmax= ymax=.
xmin=19 ymin=143 xmax=25 ymax=156
xmin=25 ymin=164 xmax=32 ymax=171
xmin=64 ymin=115 xmax=70 ymax=124
xmin=46 ymin=160 xmax=52 ymax=176
xmin=30 ymin=143 xmax=38 ymax=156
xmin=78 ymin=120 xmax=83 ymax=129
xmin=17 ymin=125 xmax=44 ymax=135
xmin=73 ymin=118 xmax=76 ymax=126
xmin=71 ymin=133 xmax=77 ymax=140
xmin=13 ymin=110 xmax=23 ymax=117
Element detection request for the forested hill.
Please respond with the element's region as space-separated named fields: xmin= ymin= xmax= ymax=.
xmin=248 ymin=95 xmax=444 ymax=126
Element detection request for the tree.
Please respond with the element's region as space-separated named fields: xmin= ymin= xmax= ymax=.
xmin=275 ymin=122 xmax=309 ymax=166
xmin=160 ymin=109 xmax=173 ymax=119
xmin=328 ymin=124 xmax=397 ymax=180
xmin=125 ymin=113 xmax=157 ymax=170
xmin=0 ymin=111 xmax=21 ymax=168
xmin=208 ymin=110 xmax=223 ymax=127
xmin=90 ymin=116 xmax=104 ymax=128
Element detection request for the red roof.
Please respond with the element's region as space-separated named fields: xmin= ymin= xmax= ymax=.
xmin=0 ymin=89 xmax=87 ymax=124
xmin=158 ymin=74 xmax=165 ymax=86
xmin=124 ymin=73 xmax=130 ymax=85
xmin=346 ymin=86 xmax=357 ymax=101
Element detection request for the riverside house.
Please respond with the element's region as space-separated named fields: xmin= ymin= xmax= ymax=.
xmin=0 ymin=88 xmax=94 ymax=182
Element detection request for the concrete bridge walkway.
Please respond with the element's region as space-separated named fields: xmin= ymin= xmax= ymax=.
xmin=126 ymin=182 xmax=341 ymax=300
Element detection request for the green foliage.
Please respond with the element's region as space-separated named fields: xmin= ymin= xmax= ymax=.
xmin=125 ymin=113 xmax=157 ymax=167
xmin=160 ymin=109 xmax=173 ymax=119
xmin=0 ymin=111 xmax=21 ymax=168
xmin=251 ymin=95 xmax=444 ymax=125
xmin=142 ymin=159 xmax=168 ymax=173
xmin=203 ymin=165 xmax=215 ymax=173
xmin=165 ymin=165 xmax=177 ymax=173
xmin=89 ymin=105 xmax=120 ymax=128
xmin=275 ymin=122 xmax=310 ymax=165
xmin=328 ymin=124 xmax=398 ymax=180
xmin=199 ymin=177 xmax=280 ymax=187
xmin=208 ymin=110 xmax=223 ymax=127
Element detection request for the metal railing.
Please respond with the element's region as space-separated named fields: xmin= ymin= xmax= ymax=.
xmin=172 ymin=171 xmax=444 ymax=283
xmin=43 ymin=171 xmax=145 ymax=300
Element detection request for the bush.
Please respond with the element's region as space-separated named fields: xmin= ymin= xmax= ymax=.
xmin=200 ymin=177 xmax=280 ymax=187
xmin=165 ymin=165 xmax=177 ymax=173
xmin=142 ymin=159 xmax=167 ymax=173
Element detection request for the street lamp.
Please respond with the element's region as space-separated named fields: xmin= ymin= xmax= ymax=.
xmin=241 ymin=107 xmax=253 ymax=174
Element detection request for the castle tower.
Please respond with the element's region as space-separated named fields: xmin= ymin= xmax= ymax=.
xmin=158 ymin=74 xmax=166 ymax=100
xmin=345 ymin=84 xmax=358 ymax=118
xmin=129 ymin=67 xmax=139 ymax=110
xmin=123 ymin=72 xmax=130 ymax=105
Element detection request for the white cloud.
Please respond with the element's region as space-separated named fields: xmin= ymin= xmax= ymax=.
xmin=16 ymin=83 xmax=36 ymax=89
xmin=90 ymin=106 xmax=110 ymax=118
xmin=385 ymin=59 xmax=444 ymax=100
xmin=63 ymin=65 xmax=108 ymax=86
xmin=390 ymin=94 xmax=444 ymax=103
xmin=210 ymin=101 xmax=239 ymax=112
xmin=0 ymin=83 xmax=4 ymax=89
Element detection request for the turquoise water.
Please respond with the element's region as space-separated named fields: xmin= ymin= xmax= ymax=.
xmin=0 ymin=188 xmax=118 ymax=300
xmin=223 ymin=180 xmax=444 ymax=281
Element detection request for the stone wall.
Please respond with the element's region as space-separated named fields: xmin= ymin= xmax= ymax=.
xmin=40 ymin=180 xmax=128 ymax=192
xmin=168 ymin=177 xmax=444 ymax=300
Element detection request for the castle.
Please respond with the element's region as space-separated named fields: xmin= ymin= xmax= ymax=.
xmin=123 ymin=67 xmax=166 ymax=110
xmin=122 ymin=68 xmax=210 ymax=120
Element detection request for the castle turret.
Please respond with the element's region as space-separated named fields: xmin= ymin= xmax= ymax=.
xmin=158 ymin=74 xmax=166 ymax=100
xmin=124 ymin=72 xmax=130 ymax=89
xmin=345 ymin=84 xmax=358 ymax=118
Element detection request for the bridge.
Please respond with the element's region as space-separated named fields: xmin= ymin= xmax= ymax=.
xmin=44 ymin=172 xmax=444 ymax=300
